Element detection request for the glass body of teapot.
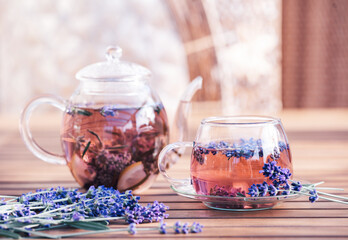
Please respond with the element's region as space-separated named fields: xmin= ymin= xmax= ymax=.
xmin=20 ymin=46 xmax=169 ymax=193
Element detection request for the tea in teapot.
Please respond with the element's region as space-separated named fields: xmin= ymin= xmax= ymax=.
xmin=20 ymin=46 xmax=169 ymax=193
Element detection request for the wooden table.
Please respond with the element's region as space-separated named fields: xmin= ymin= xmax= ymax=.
xmin=0 ymin=109 xmax=348 ymax=239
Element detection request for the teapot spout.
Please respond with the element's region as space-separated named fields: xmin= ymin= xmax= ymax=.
xmin=172 ymin=76 xmax=203 ymax=143
xmin=179 ymin=76 xmax=203 ymax=102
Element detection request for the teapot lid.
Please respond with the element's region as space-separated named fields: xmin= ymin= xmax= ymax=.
xmin=76 ymin=46 xmax=151 ymax=81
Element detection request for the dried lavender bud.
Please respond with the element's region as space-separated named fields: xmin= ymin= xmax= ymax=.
xmin=309 ymin=190 xmax=319 ymax=203
xmin=193 ymin=147 xmax=205 ymax=165
xmin=190 ymin=222 xmax=204 ymax=233
xmin=127 ymin=223 xmax=137 ymax=235
xmin=159 ymin=221 xmax=167 ymax=234
xmin=173 ymin=221 xmax=181 ymax=234
xmin=100 ymin=105 xmax=118 ymax=117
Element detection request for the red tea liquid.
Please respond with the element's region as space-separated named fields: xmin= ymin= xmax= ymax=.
xmin=61 ymin=104 xmax=169 ymax=191
xmin=191 ymin=141 xmax=292 ymax=196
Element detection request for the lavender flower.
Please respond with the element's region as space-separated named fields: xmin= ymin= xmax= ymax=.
xmin=210 ymin=185 xmax=245 ymax=197
xmin=127 ymin=223 xmax=137 ymax=235
xmin=72 ymin=212 xmax=85 ymax=221
xmin=246 ymin=160 xmax=341 ymax=206
xmin=100 ymin=105 xmax=118 ymax=117
xmin=257 ymin=182 xmax=269 ymax=197
xmin=217 ymin=141 xmax=229 ymax=149
xmin=248 ymin=184 xmax=259 ymax=197
xmin=190 ymin=222 xmax=204 ymax=233
xmin=124 ymin=201 xmax=169 ymax=224
xmin=181 ymin=223 xmax=189 ymax=234
xmin=193 ymin=147 xmax=205 ymax=165
xmin=159 ymin=221 xmax=167 ymax=234
xmin=173 ymin=221 xmax=181 ymax=233
xmin=309 ymin=190 xmax=319 ymax=203
xmin=268 ymin=184 xmax=278 ymax=196
xmin=291 ymin=181 xmax=302 ymax=191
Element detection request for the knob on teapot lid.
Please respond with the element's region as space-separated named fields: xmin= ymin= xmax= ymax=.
xmin=76 ymin=45 xmax=151 ymax=81
xmin=105 ymin=46 xmax=123 ymax=63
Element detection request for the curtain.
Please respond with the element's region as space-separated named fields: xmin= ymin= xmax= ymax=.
xmin=282 ymin=0 xmax=348 ymax=108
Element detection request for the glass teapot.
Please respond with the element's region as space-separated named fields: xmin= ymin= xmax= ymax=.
xmin=20 ymin=46 xmax=170 ymax=193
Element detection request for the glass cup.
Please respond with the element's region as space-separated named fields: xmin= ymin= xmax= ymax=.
xmin=158 ymin=116 xmax=292 ymax=210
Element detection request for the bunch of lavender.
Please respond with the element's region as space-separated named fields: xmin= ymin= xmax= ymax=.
xmin=0 ymin=186 xmax=203 ymax=239
xmin=246 ymin=161 xmax=348 ymax=205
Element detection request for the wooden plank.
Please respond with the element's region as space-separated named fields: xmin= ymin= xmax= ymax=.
xmin=25 ymin=225 xmax=348 ymax=239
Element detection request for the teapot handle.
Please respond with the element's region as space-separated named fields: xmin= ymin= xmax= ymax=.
xmin=20 ymin=94 xmax=66 ymax=165
xmin=158 ymin=141 xmax=192 ymax=186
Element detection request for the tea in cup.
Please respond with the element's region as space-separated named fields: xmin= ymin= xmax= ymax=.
xmin=158 ymin=116 xmax=292 ymax=208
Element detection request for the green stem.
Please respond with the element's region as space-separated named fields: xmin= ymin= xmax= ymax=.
xmin=64 ymin=216 xmax=125 ymax=223
xmin=13 ymin=227 xmax=59 ymax=239
xmin=299 ymin=191 xmax=348 ymax=205
xmin=57 ymin=227 xmax=126 ymax=238
xmin=0 ymin=195 xmax=17 ymax=199
xmin=315 ymin=187 xmax=344 ymax=191
xmin=316 ymin=191 xmax=348 ymax=201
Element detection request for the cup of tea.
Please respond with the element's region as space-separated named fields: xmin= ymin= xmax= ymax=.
xmin=158 ymin=116 xmax=293 ymax=209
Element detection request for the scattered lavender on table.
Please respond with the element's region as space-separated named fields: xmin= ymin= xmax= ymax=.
xmin=0 ymin=186 xmax=203 ymax=238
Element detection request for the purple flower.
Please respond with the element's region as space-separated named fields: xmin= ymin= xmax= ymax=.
xmin=0 ymin=198 xmax=6 ymax=206
xmin=309 ymin=190 xmax=319 ymax=203
xmin=159 ymin=220 xmax=167 ymax=234
xmin=207 ymin=142 xmax=217 ymax=149
xmin=193 ymin=147 xmax=205 ymax=165
xmin=125 ymin=200 xmax=169 ymax=224
xmin=0 ymin=212 xmax=9 ymax=221
xmin=259 ymin=161 xmax=277 ymax=178
xmin=127 ymin=223 xmax=137 ymax=235
xmin=100 ymin=106 xmax=118 ymax=117
xmin=281 ymin=183 xmax=291 ymax=195
xmin=217 ymin=141 xmax=229 ymax=149
xmin=248 ymin=184 xmax=259 ymax=197
xmin=181 ymin=223 xmax=189 ymax=234
xmin=173 ymin=221 xmax=181 ymax=234
xmin=257 ymin=182 xmax=269 ymax=197
xmin=190 ymin=222 xmax=203 ymax=233
xmin=268 ymin=184 xmax=278 ymax=196
xmin=291 ymin=181 xmax=302 ymax=192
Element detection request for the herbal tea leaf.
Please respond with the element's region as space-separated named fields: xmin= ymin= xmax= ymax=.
xmin=67 ymin=221 xmax=110 ymax=231
xmin=87 ymin=129 xmax=102 ymax=145
xmin=82 ymin=141 xmax=91 ymax=158
xmin=105 ymin=145 xmax=128 ymax=150
xmin=237 ymin=192 xmax=246 ymax=197
xmin=0 ymin=229 xmax=21 ymax=239
xmin=77 ymin=109 xmax=92 ymax=116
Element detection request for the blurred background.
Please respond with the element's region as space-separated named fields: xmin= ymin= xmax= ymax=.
xmin=0 ymin=0 xmax=347 ymax=132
